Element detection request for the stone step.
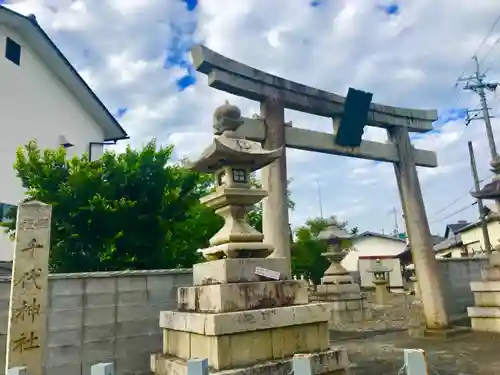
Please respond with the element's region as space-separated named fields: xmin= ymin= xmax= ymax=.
xmin=177 ymin=280 xmax=308 ymax=313
xmin=151 ymin=348 xmax=349 ymax=375
xmin=467 ymin=306 xmax=500 ymax=332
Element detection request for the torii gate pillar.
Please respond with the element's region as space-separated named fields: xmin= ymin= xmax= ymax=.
xmin=389 ymin=126 xmax=449 ymax=329
xmin=260 ymin=98 xmax=291 ymax=276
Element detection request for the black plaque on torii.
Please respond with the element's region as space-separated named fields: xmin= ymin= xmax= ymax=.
xmin=335 ymin=88 xmax=373 ymax=148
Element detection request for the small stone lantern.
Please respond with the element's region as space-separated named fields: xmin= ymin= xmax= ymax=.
xmin=317 ymin=221 xmax=353 ymax=285
xmin=367 ymin=259 xmax=392 ymax=305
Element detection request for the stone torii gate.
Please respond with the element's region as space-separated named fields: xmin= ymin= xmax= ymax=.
xmin=191 ymin=45 xmax=449 ymax=330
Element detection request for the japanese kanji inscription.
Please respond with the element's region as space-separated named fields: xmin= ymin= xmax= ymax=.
xmin=5 ymin=201 xmax=52 ymax=375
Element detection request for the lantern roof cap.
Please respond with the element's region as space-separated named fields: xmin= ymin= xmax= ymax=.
xmin=187 ymin=135 xmax=283 ymax=173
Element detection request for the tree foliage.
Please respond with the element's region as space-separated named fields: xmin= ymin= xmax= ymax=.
xmin=2 ymin=139 xmax=355 ymax=278
xmin=2 ymin=140 xmax=221 ymax=273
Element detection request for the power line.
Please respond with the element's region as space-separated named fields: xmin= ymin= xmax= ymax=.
xmin=480 ymin=34 xmax=500 ymax=67
xmin=429 ymin=194 xmax=468 ymax=218
xmin=427 ymin=172 xmax=490 ymax=220
xmin=456 ymin=13 xmax=500 ymax=83
xmin=429 ymin=202 xmax=477 ymax=224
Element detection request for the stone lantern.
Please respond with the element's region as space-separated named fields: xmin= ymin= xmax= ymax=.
xmin=367 ymin=259 xmax=392 ymax=306
xmin=467 ymin=156 xmax=500 ymax=332
xmin=151 ymin=102 xmax=350 ymax=375
xmin=312 ymin=220 xmax=371 ymax=326
xmin=186 ymin=101 xmax=283 ymax=260
xmin=317 ymin=221 xmax=353 ymax=285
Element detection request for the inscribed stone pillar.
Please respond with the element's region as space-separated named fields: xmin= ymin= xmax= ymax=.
xmin=388 ymin=126 xmax=449 ymax=329
xmin=5 ymin=201 xmax=52 ymax=375
xmin=260 ymin=97 xmax=291 ymax=276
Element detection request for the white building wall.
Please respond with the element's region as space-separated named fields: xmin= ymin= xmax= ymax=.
xmin=461 ymin=220 xmax=500 ymax=254
xmin=342 ymin=236 xmax=407 ymax=271
xmin=341 ymin=236 xmax=406 ymax=289
xmin=358 ymin=257 xmax=404 ymax=289
xmin=0 ymin=26 xmax=106 ymax=260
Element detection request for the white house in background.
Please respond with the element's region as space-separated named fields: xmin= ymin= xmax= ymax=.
xmin=341 ymin=231 xmax=407 ymax=290
xmin=433 ymin=221 xmax=470 ymax=259
xmin=0 ymin=7 xmax=129 ymax=260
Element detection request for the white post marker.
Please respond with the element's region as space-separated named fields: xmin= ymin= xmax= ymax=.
xmin=254 ymin=266 xmax=281 ymax=280
xmin=7 ymin=368 xmax=26 ymax=375
xmin=91 ymin=362 xmax=114 ymax=375
xmin=404 ymin=349 xmax=429 ymax=375
xmin=187 ymin=358 xmax=209 ymax=375
xmin=292 ymin=354 xmax=314 ymax=375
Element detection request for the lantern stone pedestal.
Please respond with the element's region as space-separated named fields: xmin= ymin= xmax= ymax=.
xmin=311 ymin=223 xmax=370 ymax=328
xmin=372 ymin=279 xmax=389 ymax=306
xmin=467 ymin=157 xmax=500 ymax=332
xmin=468 ymin=251 xmax=500 ymax=332
xmin=151 ymin=103 xmax=349 ymax=375
xmin=310 ymin=250 xmax=371 ymax=327
xmin=407 ymin=275 xmax=426 ymax=337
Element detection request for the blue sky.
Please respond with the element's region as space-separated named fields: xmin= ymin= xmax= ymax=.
xmin=4 ymin=0 xmax=500 ymax=235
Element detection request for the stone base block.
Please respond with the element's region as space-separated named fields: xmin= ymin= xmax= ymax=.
xmin=321 ymin=275 xmax=353 ymax=284
xmin=481 ymin=266 xmax=500 ymax=281
xmin=177 ymin=280 xmax=308 ymax=313
xmin=407 ymin=300 xmax=426 ymax=338
xmin=329 ymin=308 xmax=371 ymax=327
xmin=151 ymin=348 xmax=349 ymax=375
xmin=316 ymin=283 xmax=360 ymax=293
xmin=470 ymin=280 xmax=500 ymax=293
xmin=473 ymin=291 xmax=500 ymax=307
xmin=193 ymin=258 xmax=289 ymax=285
xmin=489 ymin=252 xmax=500 ymax=266
xmin=468 ymin=306 xmax=500 ymax=332
xmin=471 ymin=281 xmax=500 ymax=306
xmin=161 ymin=322 xmax=329 ymax=370
xmin=160 ymin=303 xmax=332 ymax=336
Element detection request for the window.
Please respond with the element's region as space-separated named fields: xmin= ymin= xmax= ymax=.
xmin=232 ymin=169 xmax=247 ymax=183
xmin=0 ymin=203 xmax=16 ymax=223
xmin=5 ymin=37 xmax=21 ymax=66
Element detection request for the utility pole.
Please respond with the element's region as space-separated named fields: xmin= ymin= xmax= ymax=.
xmin=468 ymin=141 xmax=493 ymax=254
xmin=460 ymin=55 xmax=499 ymax=160
xmin=391 ymin=206 xmax=399 ymax=237
xmin=316 ymin=179 xmax=324 ymax=219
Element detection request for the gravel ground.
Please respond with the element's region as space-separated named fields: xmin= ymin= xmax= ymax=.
xmin=338 ymin=330 xmax=500 ymax=375
xmin=328 ymin=293 xmax=500 ymax=375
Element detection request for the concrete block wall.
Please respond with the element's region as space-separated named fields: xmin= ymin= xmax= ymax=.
xmin=0 ymin=269 xmax=192 ymax=375
xmin=438 ymin=257 xmax=488 ymax=322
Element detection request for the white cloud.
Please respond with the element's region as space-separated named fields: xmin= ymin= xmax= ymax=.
xmin=5 ymin=0 xmax=500 ymax=236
